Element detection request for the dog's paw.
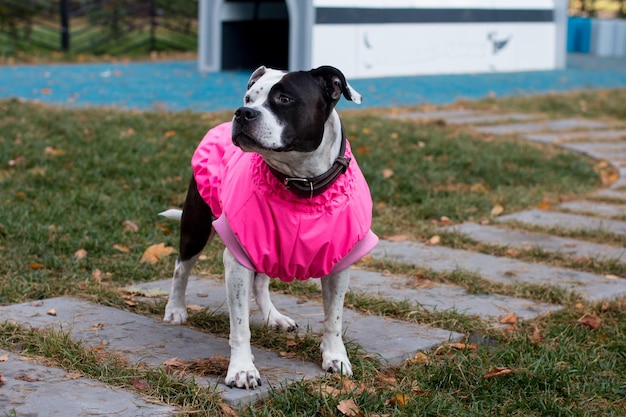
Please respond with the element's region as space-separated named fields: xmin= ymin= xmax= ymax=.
xmin=321 ymin=350 xmax=353 ymax=376
xmin=163 ymin=304 xmax=188 ymax=324
xmin=267 ymin=310 xmax=297 ymax=332
xmin=225 ymin=363 xmax=262 ymax=389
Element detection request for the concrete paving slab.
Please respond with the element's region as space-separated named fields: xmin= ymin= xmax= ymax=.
xmin=522 ymin=129 xmax=626 ymax=144
xmin=559 ymin=141 xmax=626 ymax=160
xmin=387 ymin=110 xmax=538 ymax=126
xmin=446 ymin=222 xmax=625 ymax=262
xmin=498 ymin=209 xmax=626 ymax=236
xmin=0 ymin=297 xmax=323 ymax=406
xmin=386 ymin=109 xmax=478 ymax=120
xmin=444 ymin=113 xmax=539 ymax=125
xmin=475 ymin=119 xmax=610 ymax=136
xmin=592 ymin=189 xmax=626 ymax=201
xmin=558 ymin=201 xmax=626 ymax=218
xmin=370 ymin=240 xmax=626 ymax=301
xmin=132 ymin=276 xmax=462 ymax=365
xmin=0 ymin=348 xmax=179 ymax=416
xmin=346 ymin=269 xmax=560 ymax=322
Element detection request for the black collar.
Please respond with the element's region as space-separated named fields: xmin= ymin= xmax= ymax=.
xmin=267 ymin=124 xmax=351 ymax=199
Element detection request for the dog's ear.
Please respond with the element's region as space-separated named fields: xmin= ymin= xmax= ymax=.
xmin=310 ymin=66 xmax=362 ymax=105
xmin=247 ymin=66 xmax=267 ymax=90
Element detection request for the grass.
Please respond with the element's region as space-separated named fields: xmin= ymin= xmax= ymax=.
xmin=1 ymin=88 xmax=626 ymax=416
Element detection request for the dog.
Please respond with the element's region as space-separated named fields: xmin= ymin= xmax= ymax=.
xmin=160 ymin=65 xmax=378 ymax=389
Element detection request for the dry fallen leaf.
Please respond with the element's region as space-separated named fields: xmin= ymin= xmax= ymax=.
xmin=499 ymin=312 xmax=517 ymax=324
xmin=123 ymin=220 xmax=139 ymax=232
xmin=140 ymin=243 xmax=175 ymax=264
xmin=219 ymin=402 xmax=240 ymax=417
xmin=0 ymin=373 xmax=5 ymax=387
xmin=483 ymin=367 xmax=513 ymax=378
xmin=74 ymin=249 xmax=88 ymax=260
xmin=406 ymin=351 xmax=430 ymax=365
xmin=0 ymin=353 xmax=8 ymax=362
xmin=578 ymin=314 xmax=601 ymax=330
xmin=44 ymin=146 xmax=66 ymax=156
xmin=427 ymin=235 xmax=441 ymax=245
xmin=16 ymin=374 xmax=40 ymax=382
xmin=386 ymin=393 xmax=410 ymax=408
xmin=130 ymin=379 xmax=151 ymax=391
xmin=437 ymin=343 xmax=478 ymax=353
xmin=64 ymin=372 xmax=83 ymax=380
xmin=47 ymin=309 xmax=57 ymax=316
xmin=490 ymin=204 xmax=504 ymax=216
xmin=29 ymin=262 xmax=44 ymax=270
xmin=337 ymin=399 xmax=363 ymax=417
xmin=382 ymin=168 xmax=394 ymax=179
xmin=532 ymin=325 xmax=544 ymax=343
xmin=113 ymin=244 xmax=130 ymax=253
xmin=319 ymin=383 xmax=341 ymax=398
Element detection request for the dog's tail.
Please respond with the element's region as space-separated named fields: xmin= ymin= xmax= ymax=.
xmin=159 ymin=209 xmax=183 ymax=221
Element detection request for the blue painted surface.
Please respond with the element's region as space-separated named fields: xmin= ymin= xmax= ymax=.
xmin=1 ymin=54 xmax=625 ymax=112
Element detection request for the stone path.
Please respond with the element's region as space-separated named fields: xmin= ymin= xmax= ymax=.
xmin=2 ymin=108 xmax=626 ymax=414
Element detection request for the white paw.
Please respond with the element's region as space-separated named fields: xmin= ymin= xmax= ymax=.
xmin=321 ymin=342 xmax=353 ymax=376
xmin=266 ymin=310 xmax=297 ymax=332
xmin=163 ymin=303 xmax=188 ymax=324
xmin=225 ymin=361 xmax=262 ymax=389
xmin=322 ymin=352 xmax=353 ymax=376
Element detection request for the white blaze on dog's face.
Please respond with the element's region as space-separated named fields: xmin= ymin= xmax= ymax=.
xmin=231 ymin=65 xmax=361 ymax=156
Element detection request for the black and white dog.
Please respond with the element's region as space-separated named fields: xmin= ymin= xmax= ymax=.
xmin=161 ymin=66 xmax=378 ymax=389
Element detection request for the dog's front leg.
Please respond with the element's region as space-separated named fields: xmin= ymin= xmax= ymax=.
xmin=224 ymin=248 xmax=261 ymax=389
xmin=320 ymin=269 xmax=353 ymax=376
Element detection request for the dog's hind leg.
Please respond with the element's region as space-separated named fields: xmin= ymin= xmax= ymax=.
xmin=164 ymin=177 xmax=215 ymax=324
xmin=252 ymin=273 xmax=297 ymax=331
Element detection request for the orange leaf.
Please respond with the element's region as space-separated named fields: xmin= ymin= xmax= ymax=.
xmin=386 ymin=393 xmax=410 ymax=407
xmin=484 ymin=367 xmax=513 ymax=378
xmin=29 ymin=262 xmax=44 ymax=270
xmin=113 ymin=244 xmax=130 ymax=253
xmin=499 ymin=312 xmax=517 ymax=324
xmin=578 ymin=314 xmax=601 ymax=330
xmin=532 ymin=325 xmax=544 ymax=343
xmin=164 ymin=130 xmax=177 ymax=138
xmin=427 ymin=235 xmax=441 ymax=245
xmin=140 ymin=243 xmax=174 ymax=264
xmin=337 ymin=399 xmax=363 ymax=417
xmin=490 ymin=204 xmax=504 ymax=216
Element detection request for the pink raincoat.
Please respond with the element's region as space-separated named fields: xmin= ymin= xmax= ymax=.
xmin=192 ymin=122 xmax=378 ymax=282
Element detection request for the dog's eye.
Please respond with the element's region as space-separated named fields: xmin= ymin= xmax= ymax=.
xmin=277 ymin=95 xmax=293 ymax=104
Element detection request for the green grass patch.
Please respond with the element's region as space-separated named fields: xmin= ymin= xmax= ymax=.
xmin=0 ymin=92 xmax=624 ymax=416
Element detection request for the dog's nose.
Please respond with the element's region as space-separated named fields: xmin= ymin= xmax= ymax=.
xmin=234 ymin=107 xmax=260 ymax=122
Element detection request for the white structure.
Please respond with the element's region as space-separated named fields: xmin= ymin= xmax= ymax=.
xmin=199 ymin=0 xmax=567 ymax=78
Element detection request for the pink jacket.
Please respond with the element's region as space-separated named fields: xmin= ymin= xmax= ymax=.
xmin=192 ymin=122 xmax=378 ymax=282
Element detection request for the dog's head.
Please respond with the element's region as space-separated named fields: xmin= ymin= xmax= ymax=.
xmin=231 ymin=66 xmax=361 ymax=154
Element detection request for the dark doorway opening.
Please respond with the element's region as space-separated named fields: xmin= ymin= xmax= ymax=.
xmin=221 ymin=0 xmax=289 ymax=71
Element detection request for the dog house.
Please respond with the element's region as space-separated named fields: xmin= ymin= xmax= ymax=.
xmin=198 ymin=0 xmax=567 ymax=78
